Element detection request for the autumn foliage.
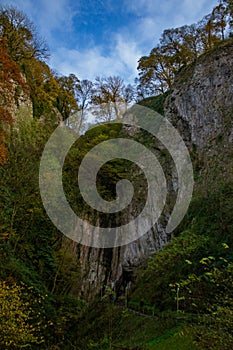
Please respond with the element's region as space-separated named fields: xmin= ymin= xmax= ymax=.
xmin=0 ymin=279 xmax=48 ymax=348
xmin=0 ymin=42 xmax=29 ymax=164
xmin=137 ymin=0 xmax=232 ymax=97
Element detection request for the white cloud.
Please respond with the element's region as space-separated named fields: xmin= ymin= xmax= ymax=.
xmin=124 ymin=0 xmax=216 ymax=20
xmin=50 ymin=34 xmax=142 ymax=83
xmin=35 ymin=0 xmax=75 ymax=36
xmin=119 ymin=0 xmax=219 ymax=56
xmin=50 ymin=46 xmax=121 ymax=80
xmin=115 ymin=35 xmax=142 ymax=77
xmin=123 ymin=0 xmax=218 ymax=44
xmin=0 ymin=0 xmax=77 ymax=43
xmin=1 ymin=0 xmax=219 ymax=83
xmin=133 ymin=17 xmax=162 ymax=48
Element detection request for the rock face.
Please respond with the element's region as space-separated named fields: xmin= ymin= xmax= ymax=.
xmin=165 ymin=42 xmax=233 ymax=150
xmin=78 ymin=41 xmax=233 ymax=301
xmin=13 ymin=79 xmax=33 ymax=118
xmin=77 ymin=133 xmax=176 ymax=301
xmin=79 ymin=224 xmax=169 ymax=301
xmin=0 ymin=74 xmax=33 ymax=119
xmin=165 ymin=41 xmax=233 ymax=190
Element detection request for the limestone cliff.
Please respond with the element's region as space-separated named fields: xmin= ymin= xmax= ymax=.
xmin=0 ymin=53 xmax=33 ymax=120
xmin=78 ymin=40 xmax=233 ymax=300
xmin=165 ymin=40 xmax=233 ymax=187
xmin=165 ymin=41 xmax=233 ymax=150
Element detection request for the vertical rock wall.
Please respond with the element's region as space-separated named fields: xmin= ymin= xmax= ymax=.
xmin=78 ymin=41 xmax=233 ymax=301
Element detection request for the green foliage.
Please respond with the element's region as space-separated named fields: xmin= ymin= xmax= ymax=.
xmin=192 ymin=302 xmax=233 ymax=349
xmin=170 ymin=250 xmax=233 ymax=312
xmin=0 ymin=3 xmax=232 ymax=349
xmin=76 ymin=300 xmax=198 ymax=350
xmin=0 ymin=116 xmax=57 ymax=286
xmin=63 ymin=122 xmax=132 ymax=213
xmin=129 ymin=231 xmax=208 ymax=311
xmin=0 ymin=5 xmax=49 ymax=63
xmin=137 ymin=1 xmax=231 ymax=96
xmin=0 ymin=280 xmax=48 ymax=348
xmin=0 ymin=116 xmax=85 ymax=348
xmin=138 ymin=91 xmax=170 ymax=115
xmin=127 ymin=178 xmax=233 ymax=348
xmin=180 ymin=182 xmax=233 ymax=245
xmin=145 ymin=326 xmax=196 ymax=350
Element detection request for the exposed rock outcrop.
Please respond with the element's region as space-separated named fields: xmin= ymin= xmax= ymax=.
xmin=79 ymin=223 xmax=169 ymax=301
xmin=165 ymin=40 xmax=233 ymax=189
xmin=165 ymin=41 xmax=233 ymax=150
xmin=78 ymin=41 xmax=233 ymax=301
xmin=0 ymin=76 xmax=32 ymax=120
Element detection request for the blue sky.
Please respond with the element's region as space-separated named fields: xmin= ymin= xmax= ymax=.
xmin=1 ymin=0 xmax=218 ymax=83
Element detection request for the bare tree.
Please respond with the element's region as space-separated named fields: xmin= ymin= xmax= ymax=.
xmin=122 ymin=84 xmax=136 ymax=111
xmin=76 ymin=79 xmax=94 ymax=131
xmin=91 ymin=76 xmax=125 ymax=122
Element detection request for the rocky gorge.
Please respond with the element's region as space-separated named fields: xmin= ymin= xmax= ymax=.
xmin=77 ymin=40 xmax=233 ymax=301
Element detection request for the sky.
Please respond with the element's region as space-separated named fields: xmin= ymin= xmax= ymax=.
xmin=0 ymin=0 xmax=218 ymax=83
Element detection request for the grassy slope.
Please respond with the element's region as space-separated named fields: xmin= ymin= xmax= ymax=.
xmin=77 ymin=301 xmax=197 ymax=349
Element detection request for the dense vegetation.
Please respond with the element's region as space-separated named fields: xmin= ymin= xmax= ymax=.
xmin=0 ymin=1 xmax=233 ymax=349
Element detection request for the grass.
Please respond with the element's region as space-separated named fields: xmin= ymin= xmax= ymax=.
xmin=138 ymin=91 xmax=170 ymax=115
xmin=145 ymin=326 xmax=197 ymax=350
xmin=107 ymin=308 xmax=196 ymax=349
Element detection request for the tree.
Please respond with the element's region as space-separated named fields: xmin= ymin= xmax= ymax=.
xmin=212 ymin=3 xmax=228 ymax=40
xmin=181 ymin=24 xmax=204 ymax=58
xmin=137 ymin=23 xmax=206 ymax=96
xmin=0 ymin=6 xmax=49 ymax=63
xmin=122 ymin=83 xmax=136 ymax=110
xmin=75 ymin=79 xmax=94 ymax=132
xmin=199 ymin=12 xmax=223 ymax=50
xmin=134 ymin=77 xmax=149 ymax=100
xmin=160 ymin=26 xmax=199 ymax=66
xmin=0 ymin=280 xmax=46 ymax=348
xmin=24 ymin=59 xmax=57 ymax=118
xmin=137 ymin=46 xmax=175 ymax=95
xmin=222 ymin=0 xmax=233 ymax=29
xmin=136 ymin=0 xmax=233 ymax=98
xmin=92 ymin=76 xmax=125 ymax=121
xmin=0 ymin=43 xmax=29 ymax=165
xmin=55 ymin=73 xmax=79 ymax=121
xmin=169 ymin=248 xmax=233 ymax=349
xmin=136 ymin=2 xmax=231 ymax=98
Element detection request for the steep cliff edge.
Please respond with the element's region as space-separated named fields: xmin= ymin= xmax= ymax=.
xmin=165 ymin=41 xmax=233 ymax=150
xmin=78 ymin=40 xmax=233 ymax=300
xmin=165 ymin=40 xmax=233 ymax=188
